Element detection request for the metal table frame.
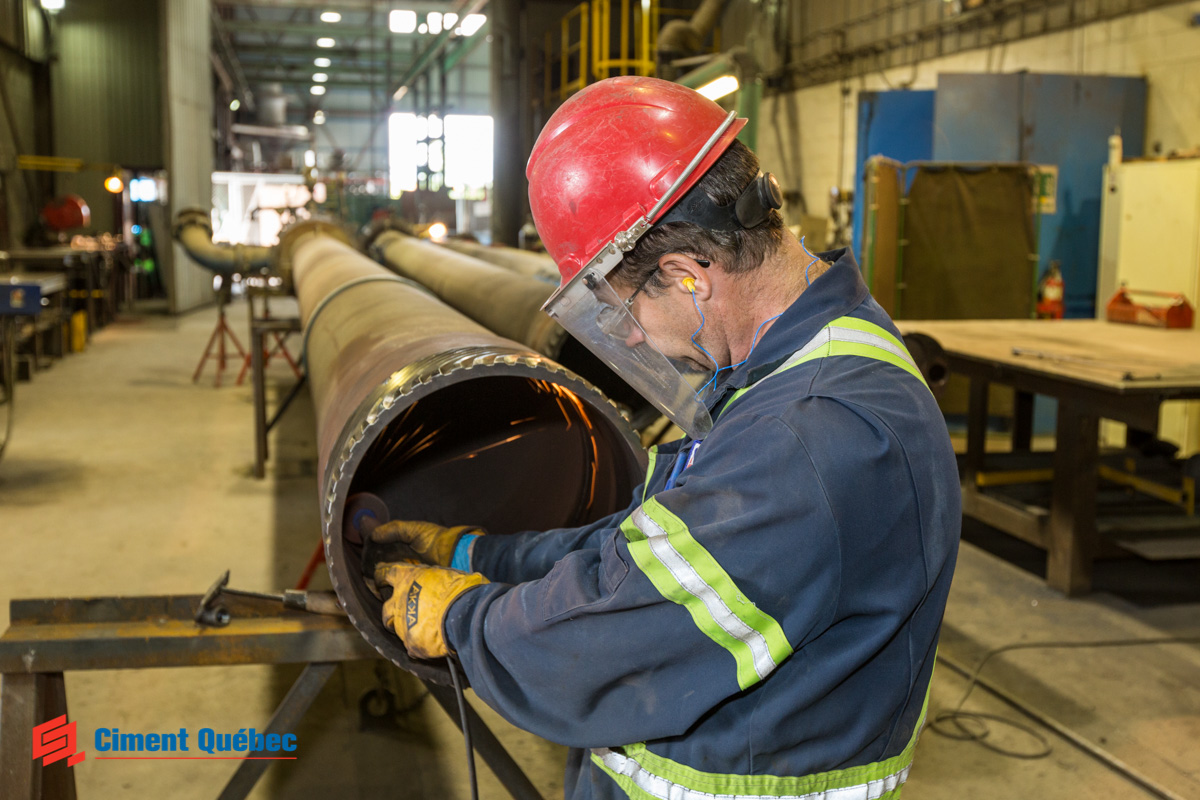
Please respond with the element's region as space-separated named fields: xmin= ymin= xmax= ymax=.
xmin=0 ymin=595 xmax=542 ymax=800
xmin=953 ymin=354 xmax=1200 ymax=595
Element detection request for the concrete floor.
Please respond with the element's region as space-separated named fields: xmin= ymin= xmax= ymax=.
xmin=1 ymin=299 xmax=1198 ymax=799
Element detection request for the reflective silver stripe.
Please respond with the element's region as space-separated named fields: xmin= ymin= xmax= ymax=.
xmin=632 ymin=507 xmax=779 ymax=681
xmin=826 ymin=325 xmax=919 ymax=370
xmin=594 ymin=747 xmax=911 ymax=800
xmin=767 ymin=325 xmax=916 ymax=383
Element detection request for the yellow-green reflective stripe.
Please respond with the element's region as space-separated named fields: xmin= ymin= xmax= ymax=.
xmin=591 ymin=674 xmax=932 ymax=800
xmin=643 ymin=447 xmax=659 ymax=502
xmin=826 ymin=316 xmax=909 ymax=355
xmin=621 ymin=499 xmax=793 ymax=690
xmin=723 ymin=318 xmax=927 ymax=414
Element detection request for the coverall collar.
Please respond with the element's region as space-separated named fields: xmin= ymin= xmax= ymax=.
xmin=706 ymin=246 xmax=869 ymax=405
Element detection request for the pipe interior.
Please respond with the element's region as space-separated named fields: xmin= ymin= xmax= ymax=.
xmin=337 ymin=374 xmax=638 ymax=618
xmin=555 ymin=336 xmax=656 ymax=425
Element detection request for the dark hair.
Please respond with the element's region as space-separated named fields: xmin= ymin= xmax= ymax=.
xmin=611 ymin=139 xmax=784 ymax=295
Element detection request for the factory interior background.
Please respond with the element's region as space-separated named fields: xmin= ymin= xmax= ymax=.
xmin=1 ymin=0 xmax=1200 ymax=798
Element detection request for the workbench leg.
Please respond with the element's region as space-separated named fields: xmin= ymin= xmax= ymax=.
xmin=1 ymin=673 xmax=42 ymax=800
xmin=427 ymin=681 xmax=543 ymax=800
xmin=964 ymin=378 xmax=989 ymax=484
xmin=1012 ymin=391 xmax=1034 ymax=452
xmin=252 ymin=323 xmax=267 ymax=479
xmin=39 ymin=674 xmax=76 ymax=800
xmin=217 ymin=662 xmax=338 ymax=800
xmin=1048 ymin=403 xmax=1100 ymax=596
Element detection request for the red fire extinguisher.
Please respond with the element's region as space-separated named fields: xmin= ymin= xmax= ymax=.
xmin=1036 ymin=262 xmax=1064 ymax=319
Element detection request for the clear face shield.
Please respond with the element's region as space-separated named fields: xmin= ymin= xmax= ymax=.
xmin=544 ymin=267 xmax=713 ymax=440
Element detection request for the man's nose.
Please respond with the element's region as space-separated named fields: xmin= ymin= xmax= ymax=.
xmin=623 ymin=324 xmax=645 ymax=348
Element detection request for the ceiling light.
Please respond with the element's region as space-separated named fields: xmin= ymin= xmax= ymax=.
xmin=313 ymin=73 xmax=328 ymax=83
xmin=314 ymin=57 xmax=332 ymax=67
xmin=427 ymin=222 xmax=448 ymax=240
xmin=316 ymin=37 xmax=336 ymax=47
xmin=40 ymin=0 xmax=64 ymax=11
xmin=389 ymin=9 xmax=416 ymax=33
xmin=229 ymin=98 xmax=241 ymax=111
xmin=444 ymin=12 xmax=458 ymax=27
xmin=428 ymin=11 xmax=442 ymax=34
xmin=459 ymin=14 xmax=486 ymax=35
xmin=696 ymin=75 xmax=739 ymax=101
xmin=313 ymin=110 xmax=326 ymax=125
xmin=104 ymin=173 xmax=124 ymax=194
xmin=418 ymin=23 xmax=427 ymax=34
xmin=319 ymin=11 xmax=341 ymax=22
xmin=310 ymin=85 xmax=327 ymax=96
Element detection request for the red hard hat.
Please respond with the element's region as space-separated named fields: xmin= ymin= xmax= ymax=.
xmin=527 ymin=76 xmax=746 ymax=285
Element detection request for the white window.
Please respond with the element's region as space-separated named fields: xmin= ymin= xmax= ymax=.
xmin=389 ymin=112 xmax=493 ymax=199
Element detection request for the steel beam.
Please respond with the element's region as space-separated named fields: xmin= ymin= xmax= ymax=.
xmin=490 ymin=0 xmax=520 ymax=246
xmin=236 ymin=45 xmax=400 ymax=62
xmin=225 ymin=20 xmax=392 ymax=37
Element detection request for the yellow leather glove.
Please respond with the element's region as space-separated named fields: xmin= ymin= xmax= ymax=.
xmin=374 ymin=561 xmax=489 ymax=660
xmin=369 ymin=520 xmax=484 ymax=567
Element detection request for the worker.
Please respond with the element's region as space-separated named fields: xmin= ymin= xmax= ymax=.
xmin=368 ymin=75 xmax=961 ymax=800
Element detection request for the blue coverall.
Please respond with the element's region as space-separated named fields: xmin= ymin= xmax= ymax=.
xmin=444 ymin=248 xmax=961 ymax=800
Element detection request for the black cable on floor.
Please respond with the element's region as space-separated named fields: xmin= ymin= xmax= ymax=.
xmin=932 ymin=634 xmax=1200 ymax=762
xmin=446 ymin=656 xmax=479 ymax=800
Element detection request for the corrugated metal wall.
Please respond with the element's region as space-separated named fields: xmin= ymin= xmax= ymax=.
xmin=162 ymin=0 xmax=215 ymax=313
xmin=51 ymin=0 xmax=163 ymax=233
xmin=0 ymin=46 xmax=39 ymax=245
xmin=0 ymin=0 xmax=49 ymax=246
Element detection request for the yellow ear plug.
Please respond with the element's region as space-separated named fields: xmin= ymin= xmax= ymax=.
xmin=683 ymin=278 xmax=696 ymax=293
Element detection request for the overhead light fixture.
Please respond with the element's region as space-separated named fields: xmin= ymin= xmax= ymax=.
xmin=319 ymin=11 xmax=341 ymax=22
xmin=304 ymin=150 xmax=317 ymax=168
xmin=316 ymin=37 xmax=336 ymax=48
xmin=444 ymin=12 xmax=458 ymax=27
xmin=310 ymin=85 xmax=327 ymax=96
xmin=313 ymin=110 xmax=326 ymax=125
xmin=313 ymin=73 xmax=328 ymax=83
xmin=428 ymin=11 xmax=442 ymax=34
xmin=417 ymin=23 xmax=427 ymax=34
xmin=104 ymin=172 xmax=124 ymax=194
xmin=229 ymin=98 xmax=241 ymax=111
xmin=40 ymin=0 xmax=64 ymax=11
xmin=314 ymin=57 xmax=332 ymax=67
xmin=427 ymin=222 xmax=448 ymax=240
xmin=389 ymin=9 xmax=416 ymax=33
xmin=696 ymin=75 xmax=739 ymax=101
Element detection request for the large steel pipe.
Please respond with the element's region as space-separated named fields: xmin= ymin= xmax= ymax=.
xmin=288 ymin=230 xmax=644 ymax=681
xmin=173 ymin=208 xmax=273 ymax=276
xmin=371 ymin=230 xmax=656 ymax=427
xmin=439 ymin=238 xmax=560 ymax=284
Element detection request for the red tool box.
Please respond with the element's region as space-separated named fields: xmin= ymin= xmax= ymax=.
xmin=1105 ymin=287 xmax=1194 ymax=329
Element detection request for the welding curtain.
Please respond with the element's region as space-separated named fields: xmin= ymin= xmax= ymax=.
xmin=899 ymin=165 xmax=1036 ymax=320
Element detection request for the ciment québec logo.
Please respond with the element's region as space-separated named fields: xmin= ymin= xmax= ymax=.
xmin=32 ymin=716 xmax=85 ymax=768
xmin=32 ymin=719 xmax=298 ymax=768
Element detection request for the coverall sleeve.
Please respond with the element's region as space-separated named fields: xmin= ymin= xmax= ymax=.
xmin=469 ymin=490 xmax=642 ymax=584
xmin=443 ymin=412 xmax=842 ymax=749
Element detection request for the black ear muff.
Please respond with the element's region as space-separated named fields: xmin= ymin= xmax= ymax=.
xmin=734 ymin=173 xmax=783 ymax=229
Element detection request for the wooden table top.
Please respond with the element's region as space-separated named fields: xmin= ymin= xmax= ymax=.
xmin=895 ymin=319 xmax=1200 ymax=392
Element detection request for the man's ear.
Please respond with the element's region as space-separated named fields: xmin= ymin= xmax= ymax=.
xmin=658 ymin=253 xmax=713 ymax=300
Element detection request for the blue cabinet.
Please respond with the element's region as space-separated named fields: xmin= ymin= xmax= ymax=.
xmin=933 ymin=73 xmax=1146 ymax=317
